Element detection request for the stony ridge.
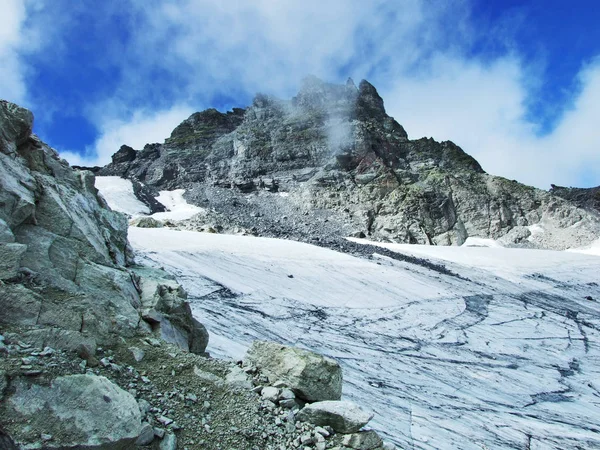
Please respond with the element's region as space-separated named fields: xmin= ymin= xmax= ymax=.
xmin=551 ymin=184 xmax=600 ymax=214
xmin=96 ymin=76 xmax=600 ymax=250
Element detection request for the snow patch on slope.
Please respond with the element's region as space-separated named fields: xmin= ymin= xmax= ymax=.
xmin=95 ymin=176 xmax=203 ymax=222
xmin=151 ymin=190 xmax=204 ymax=221
xmin=94 ymin=176 xmax=150 ymax=215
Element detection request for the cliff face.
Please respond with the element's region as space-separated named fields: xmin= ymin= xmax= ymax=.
xmin=98 ymin=77 xmax=600 ymax=249
xmin=0 ymin=99 xmax=207 ymax=352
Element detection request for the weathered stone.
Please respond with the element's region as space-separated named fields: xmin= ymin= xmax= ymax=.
xmin=129 ymin=346 xmax=145 ymax=362
xmin=6 ymin=374 xmax=142 ymax=448
xmin=129 ymin=216 xmax=164 ymax=228
xmin=0 ymin=284 xmax=42 ymax=326
xmin=0 ymin=100 xmax=34 ymax=155
xmin=159 ymin=432 xmax=177 ymax=450
xmin=225 ymin=365 xmax=253 ymax=389
xmin=261 ymin=386 xmax=280 ymax=402
xmin=136 ymin=422 xmax=155 ymax=446
xmin=0 ymin=243 xmax=27 ymax=280
xmin=296 ymin=401 xmax=373 ymax=433
xmin=342 ymin=431 xmax=383 ymax=449
xmin=0 ymin=218 xmax=15 ymax=243
xmin=245 ymin=341 xmax=342 ymax=401
xmin=134 ymin=267 xmax=209 ymax=353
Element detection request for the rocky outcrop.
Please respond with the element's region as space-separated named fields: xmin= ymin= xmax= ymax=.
xmin=0 ymin=99 xmax=213 ymax=446
xmin=133 ymin=267 xmax=209 ymax=353
xmin=245 ymin=340 xmax=343 ymax=401
xmin=0 ymin=100 xmax=138 ymax=345
xmin=0 ymin=99 xmax=205 ymax=354
xmin=95 ymin=77 xmax=600 ymax=250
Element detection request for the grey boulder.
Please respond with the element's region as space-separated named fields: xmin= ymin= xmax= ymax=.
xmin=245 ymin=341 xmax=342 ymax=401
xmin=5 ymin=374 xmax=142 ymax=449
xmin=296 ymin=400 xmax=374 ymax=433
xmin=342 ymin=430 xmax=384 ymax=449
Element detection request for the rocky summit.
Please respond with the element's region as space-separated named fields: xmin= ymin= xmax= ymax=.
xmin=95 ymin=76 xmax=600 ymax=250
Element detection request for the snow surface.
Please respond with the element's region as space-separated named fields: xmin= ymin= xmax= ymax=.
xmin=129 ymin=228 xmax=600 ymax=450
xmin=151 ymin=189 xmax=204 ymax=221
xmin=95 ymin=176 xmax=203 ymax=221
xmin=569 ymin=238 xmax=600 ymax=256
xmin=461 ymin=237 xmax=504 ymax=248
xmin=94 ymin=176 xmax=150 ymax=216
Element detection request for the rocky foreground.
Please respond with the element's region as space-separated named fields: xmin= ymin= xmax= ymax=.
xmin=0 ymin=99 xmax=391 ymax=449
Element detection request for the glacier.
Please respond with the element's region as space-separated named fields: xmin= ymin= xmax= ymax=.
xmin=129 ymin=227 xmax=600 ymax=450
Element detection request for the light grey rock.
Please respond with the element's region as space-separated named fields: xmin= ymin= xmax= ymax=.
xmin=0 ymin=242 xmax=26 ymax=280
xmin=279 ymin=387 xmax=296 ymax=400
xmin=129 ymin=216 xmax=164 ymax=228
xmin=0 ymin=284 xmax=42 ymax=326
xmin=137 ymin=398 xmax=151 ymax=417
xmin=136 ymin=422 xmax=155 ymax=446
xmin=134 ymin=267 xmax=209 ymax=353
xmin=6 ymin=374 xmax=142 ymax=449
xmin=342 ymin=431 xmax=383 ymax=449
xmin=129 ymin=347 xmax=145 ymax=362
xmin=245 ymin=341 xmax=342 ymax=401
xmin=314 ymin=426 xmax=330 ymax=437
xmin=225 ymin=365 xmax=253 ymax=389
xmin=261 ymin=386 xmax=280 ymax=402
xmin=296 ymin=401 xmax=373 ymax=433
xmin=0 ymin=100 xmax=170 ymax=349
xmin=159 ymin=432 xmax=177 ymax=450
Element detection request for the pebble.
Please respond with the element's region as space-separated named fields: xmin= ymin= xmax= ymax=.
xmin=157 ymin=416 xmax=173 ymax=426
xmin=39 ymin=346 xmax=54 ymax=356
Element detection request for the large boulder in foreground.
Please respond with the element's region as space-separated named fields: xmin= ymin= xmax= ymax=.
xmin=245 ymin=341 xmax=342 ymax=401
xmin=5 ymin=374 xmax=142 ymax=449
xmin=296 ymin=400 xmax=373 ymax=433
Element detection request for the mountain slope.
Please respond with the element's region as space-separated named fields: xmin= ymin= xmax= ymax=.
xmin=96 ymin=76 xmax=600 ymax=250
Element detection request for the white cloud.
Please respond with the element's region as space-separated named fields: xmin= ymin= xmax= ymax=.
xmin=21 ymin=0 xmax=600 ymax=188
xmin=0 ymin=0 xmax=29 ymax=103
xmin=60 ymin=106 xmax=194 ymax=167
xmin=383 ymin=58 xmax=600 ymax=188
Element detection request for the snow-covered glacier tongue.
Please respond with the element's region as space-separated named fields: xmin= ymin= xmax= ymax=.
xmin=129 ymin=228 xmax=600 ymax=450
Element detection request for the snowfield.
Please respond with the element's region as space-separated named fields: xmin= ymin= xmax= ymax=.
xmin=129 ymin=228 xmax=600 ymax=450
xmin=96 ymin=176 xmax=203 ymax=221
xmin=94 ymin=176 xmax=150 ymax=215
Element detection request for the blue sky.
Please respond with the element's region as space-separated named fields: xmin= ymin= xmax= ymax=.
xmin=1 ymin=0 xmax=599 ymax=188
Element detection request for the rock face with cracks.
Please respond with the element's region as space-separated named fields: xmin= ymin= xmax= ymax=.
xmin=0 ymin=99 xmax=211 ymax=447
xmin=0 ymin=99 xmax=206 ymax=354
xmin=245 ymin=340 xmax=343 ymax=401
